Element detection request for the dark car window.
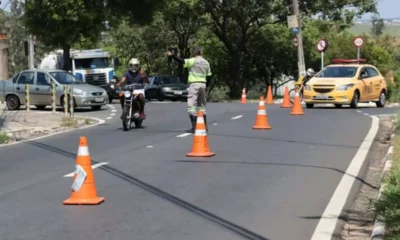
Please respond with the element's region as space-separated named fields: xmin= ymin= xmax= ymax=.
xmin=159 ymin=76 xmax=180 ymax=84
xmin=12 ymin=73 xmax=20 ymax=83
xmin=315 ymin=66 xmax=358 ymax=78
xmin=17 ymin=72 xmax=35 ymax=85
xmin=37 ymin=72 xmax=51 ymax=85
xmin=367 ymin=67 xmax=379 ymax=77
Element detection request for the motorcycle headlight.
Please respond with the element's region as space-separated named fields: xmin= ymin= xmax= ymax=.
xmin=305 ymin=85 xmax=311 ymax=91
xmin=124 ymin=90 xmax=131 ymax=98
xmin=337 ymin=84 xmax=354 ymax=91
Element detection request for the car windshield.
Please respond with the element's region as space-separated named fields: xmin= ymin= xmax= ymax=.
xmin=160 ymin=76 xmax=180 ymax=84
xmin=49 ymin=72 xmax=84 ymax=84
xmin=315 ymin=66 xmax=358 ymax=78
xmin=74 ymin=57 xmax=112 ymax=69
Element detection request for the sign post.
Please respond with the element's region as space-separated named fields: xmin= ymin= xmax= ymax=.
xmin=353 ymin=36 xmax=365 ymax=60
xmin=316 ymin=39 xmax=328 ymax=70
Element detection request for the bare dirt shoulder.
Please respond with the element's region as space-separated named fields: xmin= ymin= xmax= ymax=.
xmin=338 ymin=116 xmax=394 ymax=239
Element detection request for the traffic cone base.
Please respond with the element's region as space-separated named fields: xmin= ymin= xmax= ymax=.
xmin=186 ymin=112 xmax=215 ymax=157
xmin=63 ymin=196 xmax=105 ymax=205
xmin=63 ymin=136 xmax=104 ymax=205
xmin=253 ymin=97 xmax=272 ymax=130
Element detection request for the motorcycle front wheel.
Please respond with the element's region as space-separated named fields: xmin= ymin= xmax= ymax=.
xmin=289 ymin=88 xmax=303 ymax=104
xmin=122 ymin=105 xmax=132 ymax=131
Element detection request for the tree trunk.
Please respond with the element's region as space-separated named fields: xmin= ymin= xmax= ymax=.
xmin=62 ymin=44 xmax=71 ymax=71
xmin=227 ymin=55 xmax=242 ymax=99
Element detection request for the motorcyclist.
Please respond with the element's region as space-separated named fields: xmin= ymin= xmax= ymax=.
xmin=303 ymin=68 xmax=315 ymax=84
xmin=116 ymin=58 xmax=148 ymax=119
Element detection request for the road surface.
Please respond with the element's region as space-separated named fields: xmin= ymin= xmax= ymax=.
xmin=0 ymin=102 xmax=398 ymax=240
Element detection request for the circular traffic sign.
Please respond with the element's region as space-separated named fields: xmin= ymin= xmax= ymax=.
xmin=316 ymin=39 xmax=328 ymax=53
xmin=293 ymin=37 xmax=299 ymax=47
xmin=353 ymin=36 xmax=365 ymax=48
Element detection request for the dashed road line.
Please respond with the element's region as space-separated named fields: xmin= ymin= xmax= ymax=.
xmin=106 ymin=117 xmax=112 ymax=120
xmin=63 ymin=162 xmax=109 ymax=177
xmin=363 ymin=113 xmax=370 ymax=116
xmin=177 ymin=133 xmax=191 ymax=138
xmin=231 ymin=115 xmax=243 ymax=120
xmin=110 ymin=113 xmax=116 ymax=116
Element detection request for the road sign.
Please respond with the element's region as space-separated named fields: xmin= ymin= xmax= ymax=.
xmin=291 ymin=27 xmax=299 ymax=33
xmin=316 ymin=39 xmax=328 ymax=53
xmin=353 ymin=36 xmax=365 ymax=48
xmin=0 ymin=33 xmax=6 ymax=40
xmin=287 ymin=15 xmax=299 ymax=29
xmin=293 ymin=37 xmax=299 ymax=47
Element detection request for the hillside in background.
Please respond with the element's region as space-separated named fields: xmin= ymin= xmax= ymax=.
xmin=349 ymin=24 xmax=400 ymax=37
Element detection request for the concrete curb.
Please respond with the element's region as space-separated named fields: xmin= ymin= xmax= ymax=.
xmin=0 ymin=115 xmax=105 ymax=148
xmin=370 ymin=129 xmax=396 ymax=240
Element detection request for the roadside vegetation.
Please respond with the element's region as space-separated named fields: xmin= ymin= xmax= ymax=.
xmin=0 ymin=131 xmax=10 ymax=144
xmin=374 ymin=113 xmax=400 ymax=239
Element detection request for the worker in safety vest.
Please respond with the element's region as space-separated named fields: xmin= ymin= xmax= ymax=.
xmin=167 ymin=46 xmax=212 ymax=133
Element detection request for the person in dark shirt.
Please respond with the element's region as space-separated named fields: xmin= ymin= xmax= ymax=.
xmin=116 ymin=58 xmax=148 ymax=119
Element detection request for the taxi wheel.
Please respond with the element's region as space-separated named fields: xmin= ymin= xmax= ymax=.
xmin=350 ymin=91 xmax=359 ymax=109
xmin=306 ymin=103 xmax=314 ymax=108
xmin=376 ymin=90 xmax=386 ymax=108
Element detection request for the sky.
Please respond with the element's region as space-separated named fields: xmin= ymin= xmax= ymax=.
xmin=0 ymin=0 xmax=399 ymax=20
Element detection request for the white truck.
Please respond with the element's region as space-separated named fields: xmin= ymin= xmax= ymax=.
xmin=39 ymin=49 xmax=120 ymax=103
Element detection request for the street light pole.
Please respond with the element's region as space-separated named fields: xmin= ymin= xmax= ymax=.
xmin=292 ymin=0 xmax=306 ymax=77
xmin=27 ymin=34 xmax=34 ymax=69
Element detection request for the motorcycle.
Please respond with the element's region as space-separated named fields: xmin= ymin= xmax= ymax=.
xmin=105 ymin=76 xmax=121 ymax=104
xmin=120 ymin=83 xmax=145 ymax=131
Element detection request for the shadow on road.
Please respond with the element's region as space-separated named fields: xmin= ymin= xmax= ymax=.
xmin=25 ymin=140 xmax=270 ymax=240
xmin=175 ymin=160 xmax=378 ymax=190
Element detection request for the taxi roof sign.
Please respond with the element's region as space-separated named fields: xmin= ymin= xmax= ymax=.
xmin=331 ymin=59 xmax=366 ymax=64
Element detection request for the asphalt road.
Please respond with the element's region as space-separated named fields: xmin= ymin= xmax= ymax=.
xmin=0 ymin=102 xmax=398 ymax=240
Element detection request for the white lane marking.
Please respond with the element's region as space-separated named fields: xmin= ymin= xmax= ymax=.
xmin=372 ymin=113 xmax=396 ymax=117
xmin=177 ymin=133 xmax=191 ymax=138
xmin=147 ymin=145 xmax=154 ymax=148
xmin=356 ymin=110 xmax=362 ymax=113
xmin=111 ymin=109 xmax=117 ymax=112
xmin=231 ymin=115 xmax=243 ymax=120
xmin=63 ymin=162 xmax=109 ymax=177
xmin=106 ymin=117 xmax=112 ymax=120
xmin=310 ymin=116 xmax=379 ymax=240
xmin=363 ymin=113 xmax=370 ymax=116
xmin=213 ymin=123 xmax=218 ymax=125
xmin=110 ymin=113 xmax=116 ymax=116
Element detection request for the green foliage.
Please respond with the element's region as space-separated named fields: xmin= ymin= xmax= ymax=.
xmin=371 ymin=15 xmax=386 ymax=37
xmin=375 ymin=133 xmax=400 ymax=239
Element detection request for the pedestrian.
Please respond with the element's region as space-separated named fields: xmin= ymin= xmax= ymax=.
xmin=167 ymin=46 xmax=212 ymax=133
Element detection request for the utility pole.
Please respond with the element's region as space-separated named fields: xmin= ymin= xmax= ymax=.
xmin=292 ymin=0 xmax=306 ymax=77
xmin=0 ymin=33 xmax=8 ymax=80
xmin=27 ymin=34 xmax=34 ymax=69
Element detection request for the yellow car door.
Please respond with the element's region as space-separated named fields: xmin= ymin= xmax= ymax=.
xmin=367 ymin=67 xmax=384 ymax=100
xmin=358 ymin=67 xmax=372 ymax=101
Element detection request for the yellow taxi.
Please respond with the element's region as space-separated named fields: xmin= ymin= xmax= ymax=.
xmin=303 ymin=59 xmax=387 ymax=108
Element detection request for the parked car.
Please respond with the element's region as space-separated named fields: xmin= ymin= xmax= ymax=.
xmin=145 ymin=75 xmax=188 ymax=101
xmin=0 ymin=69 xmax=108 ymax=111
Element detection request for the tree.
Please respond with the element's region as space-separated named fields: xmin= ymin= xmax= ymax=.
xmin=203 ymin=0 xmax=377 ymax=98
xmin=24 ymin=0 xmax=107 ymax=71
xmin=371 ymin=15 xmax=385 ymax=37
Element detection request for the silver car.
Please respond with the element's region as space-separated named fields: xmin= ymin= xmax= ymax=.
xmin=0 ymin=69 xmax=108 ymax=111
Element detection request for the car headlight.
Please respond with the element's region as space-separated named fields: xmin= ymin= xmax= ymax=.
xmin=74 ymin=89 xmax=89 ymax=95
xmin=337 ymin=84 xmax=354 ymax=91
xmin=305 ymin=85 xmax=311 ymax=91
xmin=124 ymin=90 xmax=131 ymax=98
xmin=163 ymin=87 xmax=171 ymax=91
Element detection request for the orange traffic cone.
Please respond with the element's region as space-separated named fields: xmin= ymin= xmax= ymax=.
xmin=281 ymin=86 xmax=291 ymax=108
xmin=290 ymin=89 xmax=304 ymax=115
xmin=253 ymin=96 xmax=272 ymax=130
xmin=63 ymin=136 xmax=105 ymax=205
xmin=187 ymin=111 xmax=215 ymax=157
xmin=265 ymin=86 xmax=274 ymax=104
xmin=240 ymin=88 xmax=247 ymax=104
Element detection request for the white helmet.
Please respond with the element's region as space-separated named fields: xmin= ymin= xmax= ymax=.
xmin=129 ymin=58 xmax=140 ymax=72
xmin=306 ymin=68 xmax=315 ymax=77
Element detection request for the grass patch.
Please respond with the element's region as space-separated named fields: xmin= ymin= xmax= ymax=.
xmin=0 ymin=131 xmax=10 ymax=144
xmin=60 ymin=117 xmax=78 ymax=128
xmin=374 ymin=113 xmax=400 ymax=239
xmin=349 ymin=24 xmax=400 ymax=38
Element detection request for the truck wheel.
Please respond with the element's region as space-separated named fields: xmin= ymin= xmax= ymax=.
xmin=6 ymin=95 xmax=21 ymax=110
